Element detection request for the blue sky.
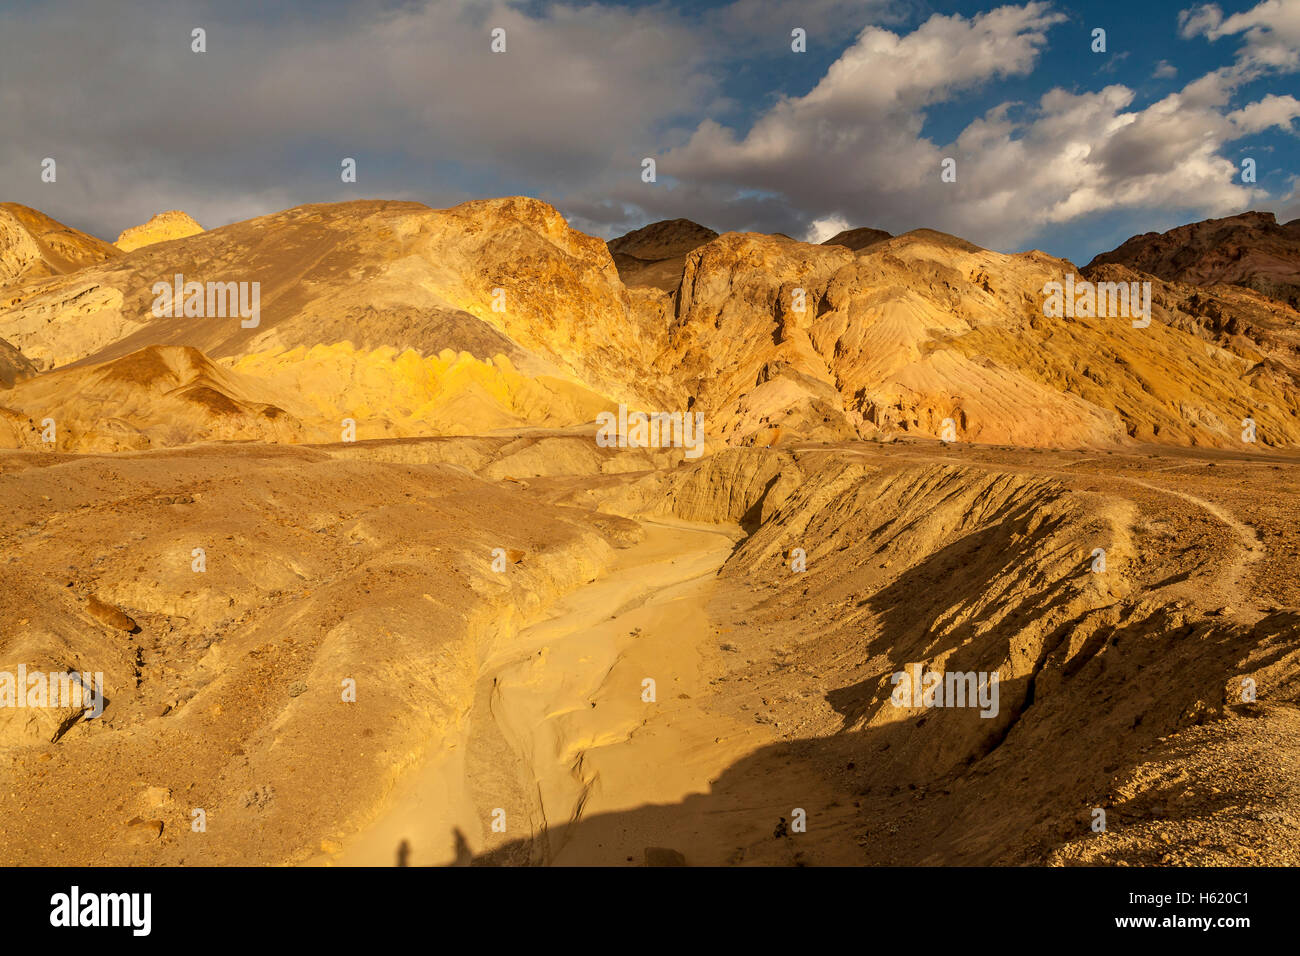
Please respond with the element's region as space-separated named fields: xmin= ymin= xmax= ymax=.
xmin=1 ymin=0 xmax=1296 ymax=263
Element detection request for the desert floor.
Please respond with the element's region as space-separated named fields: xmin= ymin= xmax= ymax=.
xmin=2 ymin=434 xmax=1298 ymax=866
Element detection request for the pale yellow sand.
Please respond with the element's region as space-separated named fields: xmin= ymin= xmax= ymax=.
xmin=334 ymin=517 xmax=763 ymax=866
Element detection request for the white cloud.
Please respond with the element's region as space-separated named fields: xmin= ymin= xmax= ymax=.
xmin=805 ymin=215 xmax=852 ymax=243
xmin=1178 ymin=4 xmax=1224 ymax=39
xmin=1180 ymin=0 xmax=1300 ymax=82
xmin=652 ymin=3 xmax=1065 ymax=239
xmin=1228 ymin=95 xmax=1300 ymax=134
xmin=630 ymin=1 xmax=1300 ymax=250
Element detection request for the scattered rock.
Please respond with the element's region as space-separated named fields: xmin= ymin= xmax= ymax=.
xmin=242 ymin=785 xmax=276 ymax=810
xmin=122 ymin=817 xmax=163 ymax=845
xmin=643 ymin=846 xmax=687 ymax=867
xmin=86 ymin=595 xmax=138 ymax=632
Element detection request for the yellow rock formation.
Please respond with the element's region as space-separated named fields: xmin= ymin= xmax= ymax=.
xmin=114 ymin=210 xmax=204 ymax=252
xmin=1 ymin=197 xmax=1298 ymax=452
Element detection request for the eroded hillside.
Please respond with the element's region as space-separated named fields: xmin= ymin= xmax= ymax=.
xmin=2 ymin=437 xmax=1297 ymax=866
xmin=3 ymin=200 xmax=1299 ymax=454
xmin=1 ymin=198 xmax=1299 ymax=868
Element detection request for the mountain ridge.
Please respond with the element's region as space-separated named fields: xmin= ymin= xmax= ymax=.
xmin=2 ymin=198 xmax=1298 ymax=452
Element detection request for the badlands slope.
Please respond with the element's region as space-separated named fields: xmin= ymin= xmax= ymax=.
xmin=2 ymin=434 xmax=1299 ymax=866
xmin=1 ymin=198 xmax=1299 ymax=866
xmin=657 ymin=227 xmax=1300 ymax=448
xmin=2 ymin=199 xmax=1298 ymax=453
xmin=1090 ymin=211 xmax=1300 ymax=309
xmin=0 ymin=203 xmax=121 ymax=290
xmin=0 ymin=199 xmax=665 ymax=449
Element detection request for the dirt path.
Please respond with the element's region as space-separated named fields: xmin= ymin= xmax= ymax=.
xmin=334 ymin=517 xmax=773 ymax=866
xmin=1116 ymin=475 xmax=1265 ymax=605
xmin=835 ymin=443 xmax=1266 ymax=611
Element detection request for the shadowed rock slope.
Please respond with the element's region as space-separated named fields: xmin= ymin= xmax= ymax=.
xmin=607 ymin=218 xmax=719 ymax=292
xmin=821 ymin=226 xmax=892 ymax=252
xmin=1089 ymin=211 xmax=1300 ymax=308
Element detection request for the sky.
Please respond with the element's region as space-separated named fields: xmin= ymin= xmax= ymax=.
xmin=1 ymin=0 xmax=1297 ymax=264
